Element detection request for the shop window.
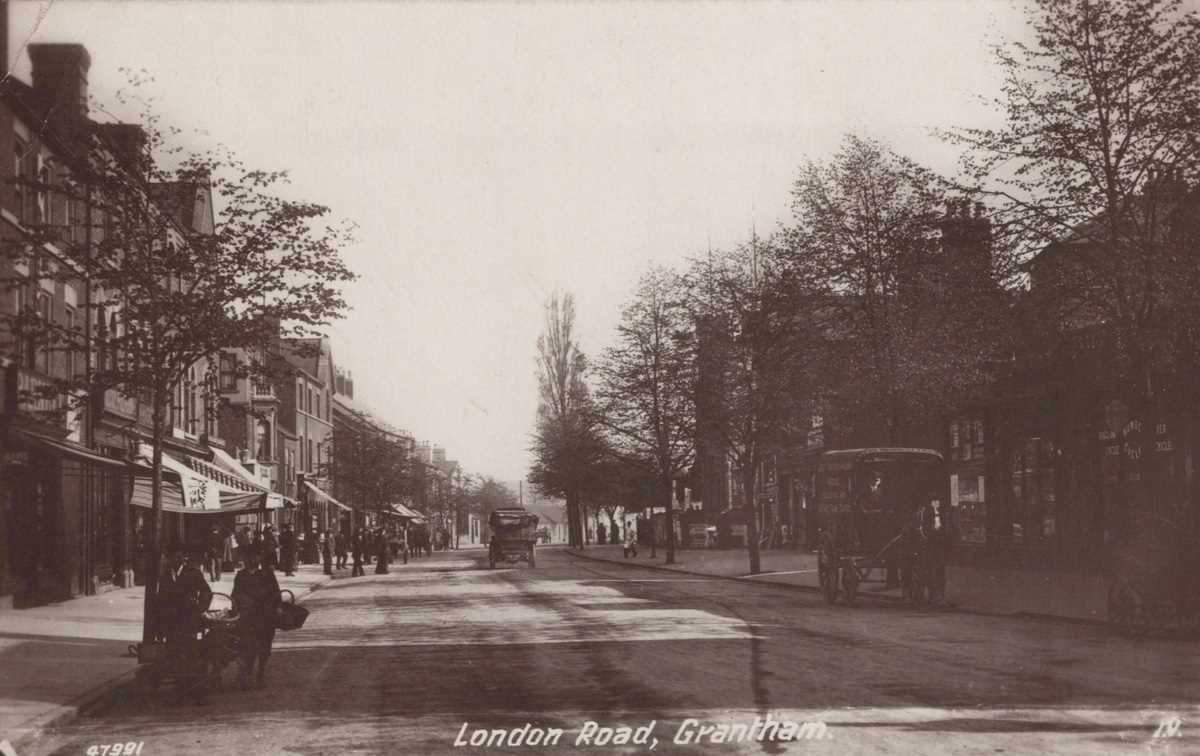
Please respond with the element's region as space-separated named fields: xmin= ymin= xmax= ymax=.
xmin=1007 ymin=436 xmax=1057 ymax=543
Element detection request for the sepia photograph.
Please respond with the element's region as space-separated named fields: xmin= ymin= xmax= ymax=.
xmin=0 ymin=0 xmax=1198 ymax=753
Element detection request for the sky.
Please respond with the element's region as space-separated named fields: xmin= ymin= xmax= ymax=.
xmin=7 ymin=0 xmax=1026 ymax=483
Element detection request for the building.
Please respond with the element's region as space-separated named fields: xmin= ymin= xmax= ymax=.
xmin=0 ymin=39 xmax=272 ymax=607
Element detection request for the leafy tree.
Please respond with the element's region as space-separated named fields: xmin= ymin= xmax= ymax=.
xmin=332 ymin=410 xmax=413 ymax=526
xmin=785 ymin=134 xmax=1008 ymax=448
xmin=528 ymin=291 xmax=605 ymax=547
xmin=594 ymin=266 xmax=695 ymax=565
xmin=944 ymin=0 xmax=1200 ymax=405
xmin=2 ymin=82 xmax=355 ymax=642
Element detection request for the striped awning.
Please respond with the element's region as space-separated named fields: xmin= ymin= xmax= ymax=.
xmin=303 ymin=481 xmax=350 ymax=512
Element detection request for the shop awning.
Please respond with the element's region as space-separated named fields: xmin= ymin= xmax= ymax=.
xmin=9 ymin=426 xmax=153 ymax=474
xmin=386 ymin=503 xmax=426 ymax=521
xmin=303 ymin=481 xmax=350 ymax=512
xmin=209 ymin=445 xmax=273 ymax=491
xmin=133 ymin=444 xmax=268 ymax=514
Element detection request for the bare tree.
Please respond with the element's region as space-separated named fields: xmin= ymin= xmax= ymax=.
xmin=595 ymin=266 xmax=695 ymax=565
xmin=529 ymin=291 xmax=603 ymax=547
xmin=684 ymin=236 xmax=818 ymax=574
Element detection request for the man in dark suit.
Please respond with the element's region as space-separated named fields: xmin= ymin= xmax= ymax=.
xmin=920 ymin=497 xmax=958 ymax=606
xmin=156 ymin=547 xmax=213 ymax=700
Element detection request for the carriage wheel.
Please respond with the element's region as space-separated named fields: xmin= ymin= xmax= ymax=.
xmin=818 ymin=541 xmax=838 ymax=604
xmin=841 ymin=565 xmax=860 ymax=606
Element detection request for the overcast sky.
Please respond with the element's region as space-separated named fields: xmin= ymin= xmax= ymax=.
xmin=8 ymin=0 xmax=1025 ymax=483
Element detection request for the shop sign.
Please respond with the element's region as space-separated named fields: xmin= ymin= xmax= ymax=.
xmin=182 ymin=473 xmax=220 ymax=510
xmin=2 ymin=451 xmax=29 ymax=466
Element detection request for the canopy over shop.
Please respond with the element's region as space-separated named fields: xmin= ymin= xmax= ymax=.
xmin=130 ymin=443 xmax=277 ymax=558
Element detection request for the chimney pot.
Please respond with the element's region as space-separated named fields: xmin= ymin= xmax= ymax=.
xmin=28 ymin=43 xmax=91 ymax=129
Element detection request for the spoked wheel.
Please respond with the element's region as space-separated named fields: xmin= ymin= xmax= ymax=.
xmin=818 ymin=540 xmax=838 ymax=604
xmin=841 ymin=565 xmax=860 ymax=606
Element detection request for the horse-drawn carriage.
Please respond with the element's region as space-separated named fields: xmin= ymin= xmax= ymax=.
xmin=815 ymin=448 xmax=948 ymax=606
xmin=487 ymin=508 xmax=539 ymax=569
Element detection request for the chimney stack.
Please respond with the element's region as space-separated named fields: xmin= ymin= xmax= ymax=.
xmin=28 ymin=43 xmax=91 ymax=133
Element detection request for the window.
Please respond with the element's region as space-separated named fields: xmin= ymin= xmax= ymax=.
xmin=219 ymin=353 xmax=238 ymax=391
xmin=186 ymin=366 xmax=198 ymax=433
xmin=315 ymin=392 xmax=321 ymax=420
xmin=35 ymin=160 xmax=50 ymax=224
xmin=64 ymin=306 xmax=77 ymax=379
xmin=296 ymin=379 xmax=303 ymax=410
xmin=308 ymin=439 xmax=314 ymax=473
xmin=255 ymin=420 xmax=270 ymax=460
xmin=11 ymin=138 xmax=26 ymax=218
xmin=35 ymin=292 xmax=51 ymax=373
xmin=307 ymin=387 xmax=313 ymax=415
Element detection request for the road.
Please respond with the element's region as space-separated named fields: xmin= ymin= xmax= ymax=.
xmin=30 ymin=547 xmax=1200 ymax=755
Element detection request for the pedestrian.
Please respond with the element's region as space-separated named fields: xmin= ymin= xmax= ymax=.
xmin=223 ymin=527 xmax=236 ymax=571
xmin=279 ymin=523 xmax=296 ymax=577
xmin=156 ymin=547 xmax=212 ymax=703
xmin=374 ymin=529 xmax=389 ymax=574
xmin=335 ymin=530 xmax=348 ymax=569
xmin=322 ymin=529 xmax=334 ymax=575
xmin=235 ymin=526 xmax=251 ymax=567
xmin=920 ymin=497 xmax=957 ymax=606
xmin=262 ymin=524 xmax=279 ymax=571
xmin=231 ymin=546 xmax=281 ymax=689
xmin=623 ymin=528 xmax=638 ymax=559
xmin=206 ymin=524 xmax=224 ymax=582
xmin=351 ymin=529 xmax=365 ymax=577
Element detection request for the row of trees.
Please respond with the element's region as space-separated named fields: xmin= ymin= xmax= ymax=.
xmin=530 ymin=0 xmax=1200 ymax=573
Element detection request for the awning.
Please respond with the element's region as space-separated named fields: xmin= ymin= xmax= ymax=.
xmin=209 ymin=445 xmax=272 ymax=491
xmin=134 ymin=444 xmax=267 ymax=514
xmin=9 ymin=426 xmax=153 ymax=474
xmin=303 ymin=481 xmax=350 ymax=512
xmin=386 ymin=503 xmax=426 ymax=521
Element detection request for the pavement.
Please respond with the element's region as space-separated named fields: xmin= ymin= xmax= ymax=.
xmin=0 ymin=561 xmax=335 ymax=753
xmin=567 ymin=543 xmax=1108 ymax=623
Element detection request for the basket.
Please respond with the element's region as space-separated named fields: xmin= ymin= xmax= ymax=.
xmin=276 ymin=588 xmax=309 ymax=631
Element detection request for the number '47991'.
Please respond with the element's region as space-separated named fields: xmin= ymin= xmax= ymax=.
xmin=86 ymin=743 xmax=144 ymax=756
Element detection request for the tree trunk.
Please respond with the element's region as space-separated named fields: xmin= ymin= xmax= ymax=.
xmin=566 ymin=490 xmax=582 ymax=548
xmin=662 ymin=474 xmax=676 ymax=565
xmin=141 ymin=397 xmax=166 ymax=646
xmin=743 ymin=464 xmax=761 ymax=575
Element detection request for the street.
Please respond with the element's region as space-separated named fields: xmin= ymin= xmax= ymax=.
xmin=29 ymin=548 xmax=1200 ymax=755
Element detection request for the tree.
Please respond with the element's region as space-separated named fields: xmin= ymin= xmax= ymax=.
xmin=944 ymin=0 xmax=1200 ymax=405
xmin=785 ymin=134 xmax=1008 ymax=447
xmin=332 ymin=411 xmax=413 ymax=526
xmin=529 ymin=291 xmax=605 ymax=547
xmin=3 ymin=82 xmax=355 ymax=643
xmin=684 ymin=236 xmax=818 ymax=574
xmin=594 ymin=266 xmax=695 ymax=565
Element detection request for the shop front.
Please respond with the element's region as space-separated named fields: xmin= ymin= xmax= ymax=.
xmin=1 ymin=426 xmax=148 ymax=607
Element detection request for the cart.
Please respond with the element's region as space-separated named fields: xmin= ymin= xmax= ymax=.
xmin=488 ymin=508 xmax=540 ymax=569
xmin=1107 ymin=507 xmax=1200 ymax=636
xmin=131 ymin=592 xmax=240 ymax=701
xmin=814 ymin=448 xmax=946 ymax=606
